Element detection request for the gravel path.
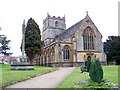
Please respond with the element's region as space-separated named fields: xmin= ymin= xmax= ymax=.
xmin=6 ymin=67 xmax=76 ymax=88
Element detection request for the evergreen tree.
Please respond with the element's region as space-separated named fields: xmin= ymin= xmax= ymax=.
xmin=89 ymin=59 xmax=103 ymax=83
xmin=23 ymin=18 xmax=42 ymax=64
xmin=86 ymin=58 xmax=91 ymax=72
xmin=104 ymin=36 xmax=120 ymax=65
xmin=0 ymin=35 xmax=12 ymax=56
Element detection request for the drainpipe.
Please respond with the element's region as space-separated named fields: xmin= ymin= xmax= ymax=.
xmin=75 ymin=38 xmax=78 ymax=67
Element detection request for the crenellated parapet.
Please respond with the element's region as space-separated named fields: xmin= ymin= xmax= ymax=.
xmin=43 ymin=13 xmax=65 ymax=24
xmin=42 ymin=13 xmax=66 ymax=46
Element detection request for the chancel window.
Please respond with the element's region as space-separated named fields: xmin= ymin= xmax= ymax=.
xmin=83 ymin=27 xmax=95 ymax=50
xmin=63 ymin=45 xmax=70 ymax=60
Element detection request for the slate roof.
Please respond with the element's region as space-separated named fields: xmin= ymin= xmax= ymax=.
xmin=56 ymin=14 xmax=101 ymax=40
xmin=57 ymin=16 xmax=85 ymax=40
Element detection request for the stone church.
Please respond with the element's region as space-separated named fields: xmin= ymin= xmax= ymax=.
xmin=40 ymin=12 xmax=106 ymax=67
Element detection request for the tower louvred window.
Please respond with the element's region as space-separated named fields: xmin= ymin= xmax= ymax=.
xmin=55 ymin=21 xmax=58 ymax=27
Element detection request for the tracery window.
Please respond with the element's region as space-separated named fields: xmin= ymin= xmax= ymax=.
xmin=83 ymin=27 xmax=95 ymax=50
xmin=63 ymin=45 xmax=70 ymax=60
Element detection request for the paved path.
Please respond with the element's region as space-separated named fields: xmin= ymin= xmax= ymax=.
xmin=6 ymin=67 xmax=76 ymax=88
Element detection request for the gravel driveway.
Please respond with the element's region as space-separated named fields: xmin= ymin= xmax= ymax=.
xmin=5 ymin=67 xmax=76 ymax=88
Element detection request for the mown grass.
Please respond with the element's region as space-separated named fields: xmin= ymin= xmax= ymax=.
xmin=58 ymin=65 xmax=119 ymax=88
xmin=103 ymin=65 xmax=118 ymax=84
xmin=0 ymin=64 xmax=58 ymax=87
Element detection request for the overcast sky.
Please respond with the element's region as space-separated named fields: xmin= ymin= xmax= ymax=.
xmin=0 ymin=0 xmax=119 ymax=56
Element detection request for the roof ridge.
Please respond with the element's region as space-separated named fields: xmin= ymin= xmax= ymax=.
xmin=56 ymin=17 xmax=86 ymax=40
xmin=57 ymin=19 xmax=84 ymax=38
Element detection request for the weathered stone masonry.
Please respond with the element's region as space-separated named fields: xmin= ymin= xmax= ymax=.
xmin=39 ymin=13 xmax=107 ymax=67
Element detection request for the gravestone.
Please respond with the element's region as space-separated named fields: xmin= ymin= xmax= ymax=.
xmin=11 ymin=20 xmax=34 ymax=70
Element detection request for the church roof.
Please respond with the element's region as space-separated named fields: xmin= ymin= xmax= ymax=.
xmin=56 ymin=13 xmax=102 ymax=40
xmin=57 ymin=16 xmax=85 ymax=40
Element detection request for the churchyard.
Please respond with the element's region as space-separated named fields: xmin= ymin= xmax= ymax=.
xmin=1 ymin=63 xmax=119 ymax=89
xmin=58 ymin=65 xmax=119 ymax=88
xmin=0 ymin=64 xmax=58 ymax=88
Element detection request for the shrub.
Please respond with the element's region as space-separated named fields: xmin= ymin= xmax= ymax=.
xmin=81 ymin=66 xmax=87 ymax=73
xmin=89 ymin=59 xmax=103 ymax=83
xmin=86 ymin=59 xmax=91 ymax=72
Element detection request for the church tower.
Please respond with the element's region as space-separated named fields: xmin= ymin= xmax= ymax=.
xmin=42 ymin=14 xmax=66 ymax=46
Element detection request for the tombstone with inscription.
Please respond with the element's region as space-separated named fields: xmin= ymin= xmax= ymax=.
xmin=11 ymin=20 xmax=34 ymax=70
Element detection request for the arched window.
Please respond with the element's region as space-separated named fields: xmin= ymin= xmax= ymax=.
xmin=83 ymin=27 xmax=95 ymax=50
xmin=55 ymin=21 xmax=58 ymax=27
xmin=63 ymin=45 xmax=70 ymax=60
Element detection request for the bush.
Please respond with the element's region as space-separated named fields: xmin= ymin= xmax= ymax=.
xmin=81 ymin=66 xmax=87 ymax=73
xmin=89 ymin=59 xmax=103 ymax=83
xmin=86 ymin=59 xmax=91 ymax=72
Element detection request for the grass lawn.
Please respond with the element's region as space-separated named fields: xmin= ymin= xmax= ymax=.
xmin=58 ymin=65 xmax=119 ymax=88
xmin=0 ymin=64 xmax=58 ymax=87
